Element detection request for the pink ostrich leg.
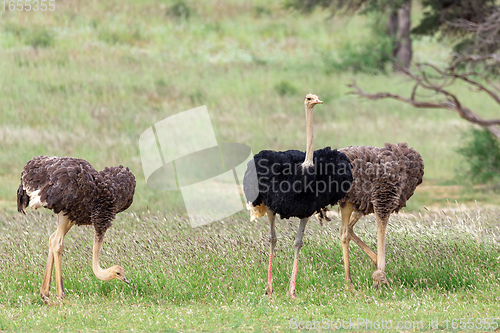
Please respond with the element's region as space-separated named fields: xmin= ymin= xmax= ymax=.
xmin=289 ymin=218 xmax=308 ymax=298
xmin=266 ymin=210 xmax=277 ymax=295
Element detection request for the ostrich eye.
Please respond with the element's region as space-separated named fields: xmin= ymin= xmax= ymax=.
xmin=117 ymin=272 xmax=121 ymax=275
xmin=307 ymin=97 xmax=311 ymax=100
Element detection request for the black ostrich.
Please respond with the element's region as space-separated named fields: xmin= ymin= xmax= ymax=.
xmin=17 ymin=156 xmax=136 ymax=302
xmin=243 ymin=94 xmax=353 ymax=298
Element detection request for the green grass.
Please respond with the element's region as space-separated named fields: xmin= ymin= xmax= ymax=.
xmin=0 ymin=209 xmax=499 ymax=331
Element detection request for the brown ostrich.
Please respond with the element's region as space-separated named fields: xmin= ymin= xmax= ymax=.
xmin=321 ymin=143 xmax=424 ymax=290
xmin=17 ymin=156 xmax=136 ymax=302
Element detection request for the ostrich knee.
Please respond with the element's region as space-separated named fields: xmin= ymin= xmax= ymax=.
xmin=340 ymin=232 xmax=349 ymax=246
xmin=269 ymin=233 xmax=277 ymax=250
xmin=48 ymin=233 xmax=56 ymax=248
xmin=41 ymin=232 xmax=58 ymax=301
xmin=266 ymin=213 xmax=278 ymax=296
xmin=50 ymin=216 xmax=74 ymax=301
xmin=289 ymin=218 xmax=308 ymax=298
xmin=50 ymin=234 xmax=67 ymax=300
xmin=293 ymin=217 xmax=308 ymax=257
xmin=49 ymin=236 xmax=64 ymax=255
xmin=293 ymin=238 xmax=303 ymax=252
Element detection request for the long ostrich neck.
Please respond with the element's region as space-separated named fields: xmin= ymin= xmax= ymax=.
xmin=303 ymin=105 xmax=314 ymax=167
xmin=92 ymin=232 xmax=113 ymax=281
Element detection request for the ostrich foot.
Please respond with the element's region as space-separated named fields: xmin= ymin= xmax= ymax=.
xmin=372 ymin=269 xmax=390 ymax=289
xmin=266 ymin=284 xmax=273 ymax=296
xmin=345 ymin=281 xmax=357 ymax=293
xmin=56 ymin=292 xmax=66 ymax=302
xmin=40 ymin=292 xmax=50 ymax=304
xmin=289 ymin=289 xmax=298 ymax=300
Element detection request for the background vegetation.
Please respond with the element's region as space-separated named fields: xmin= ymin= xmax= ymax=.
xmin=458 ymin=128 xmax=500 ymax=185
xmin=0 ymin=0 xmax=499 ymax=331
xmin=1 ymin=0 xmax=499 ymax=213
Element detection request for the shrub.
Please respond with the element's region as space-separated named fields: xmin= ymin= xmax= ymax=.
xmin=166 ymin=1 xmax=192 ymax=21
xmin=253 ymin=5 xmax=272 ymax=18
xmin=275 ymin=80 xmax=298 ymax=96
xmin=321 ymin=15 xmax=394 ymax=75
xmin=322 ymin=30 xmax=393 ymax=74
xmin=4 ymin=24 xmax=54 ymax=48
xmin=98 ymin=26 xmax=145 ymax=46
xmin=28 ymin=28 xmax=54 ymax=48
xmin=456 ymin=128 xmax=500 ymax=184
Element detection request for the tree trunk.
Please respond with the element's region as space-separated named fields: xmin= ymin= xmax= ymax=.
xmin=387 ymin=11 xmax=398 ymax=37
xmin=393 ymin=0 xmax=412 ymax=72
xmin=486 ymin=125 xmax=500 ymax=141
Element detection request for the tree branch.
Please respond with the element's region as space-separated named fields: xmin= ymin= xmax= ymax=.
xmin=348 ymin=79 xmax=500 ymax=140
xmin=348 ymin=52 xmax=500 ymax=136
xmin=448 ymin=72 xmax=500 ymax=104
xmin=450 ymin=54 xmax=500 ymax=71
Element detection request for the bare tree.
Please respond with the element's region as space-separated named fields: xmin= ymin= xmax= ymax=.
xmin=392 ymin=1 xmax=412 ymax=71
xmin=285 ymin=0 xmax=414 ymax=72
xmin=448 ymin=8 xmax=500 ymax=57
xmin=348 ymin=10 xmax=500 ymax=139
xmin=349 ymin=54 xmax=500 ymax=139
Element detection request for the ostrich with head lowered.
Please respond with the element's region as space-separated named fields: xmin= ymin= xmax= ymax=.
xmin=17 ymin=156 xmax=136 ymax=302
xmin=243 ymin=94 xmax=353 ymax=298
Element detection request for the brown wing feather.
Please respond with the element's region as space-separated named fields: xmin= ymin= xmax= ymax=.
xmin=19 ymin=156 xmax=136 ymax=227
xmin=100 ymin=166 xmax=136 ymax=213
xmin=93 ymin=166 xmax=136 ymax=231
xmin=19 ymin=156 xmax=99 ymax=224
xmin=340 ymin=143 xmax=424 ymax=218
xmin=396 ymin=142 xmax=424 ymax=209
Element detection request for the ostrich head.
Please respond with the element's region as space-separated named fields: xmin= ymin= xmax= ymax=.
xmin=304 ymin=94 xmax=323 ymax=108
xmin=107 ymin=265 xmax=129 ymax=283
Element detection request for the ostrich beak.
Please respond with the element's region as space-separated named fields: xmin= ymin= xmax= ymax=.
xmin=313 ymin=99 xmax=323 ymax=104
xmin=121 ymin=276 xmax=130 ymax=284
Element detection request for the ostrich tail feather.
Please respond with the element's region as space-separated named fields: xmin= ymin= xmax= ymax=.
xmin=246 ymin=202 xmax=267 ymax=221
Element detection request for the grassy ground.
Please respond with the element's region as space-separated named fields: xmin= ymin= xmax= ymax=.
xmin=1 ymin=209 xmax=500 ymax=331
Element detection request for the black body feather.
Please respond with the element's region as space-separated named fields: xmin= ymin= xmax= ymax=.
xmin=243 ymin=147 xmax=353 ymax=219
xmin=17 ymin=156 xmax=136 ymax=231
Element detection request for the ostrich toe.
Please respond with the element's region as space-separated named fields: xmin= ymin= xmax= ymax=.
xmin=372 ymin=269 xmax=390 ymax=289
